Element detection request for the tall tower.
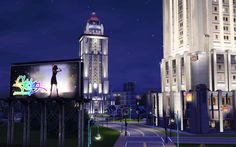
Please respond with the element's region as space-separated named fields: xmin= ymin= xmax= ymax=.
xmin=79 ymin=12 xmax=109 ymax=114
xmin=159 ymin=0 xmax=236 ymax=133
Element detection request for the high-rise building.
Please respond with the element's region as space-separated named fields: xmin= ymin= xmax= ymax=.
xmin=159 ymin=0 xmax=236 ymax=133
xmin=123 ymin=82 xmax=136 ymax=106
xmin=79 ymin=12 xmax=109 ymax=114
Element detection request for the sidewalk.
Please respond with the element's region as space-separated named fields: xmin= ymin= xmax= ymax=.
xmin=113 ymin=135 xmax=127 ymax=147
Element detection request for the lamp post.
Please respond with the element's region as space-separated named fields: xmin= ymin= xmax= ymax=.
xmin=123 ymin=108 xmax=128 ymax=136
xmin=136 ymin=102 xmax=140 ymax=124
xmin=129 ymin=107 xmax=132 ymax=120
xmin=87 ymin=118 xmax=91 ymax=147
xmin=163 ymin=112 xmax=168 ymax=143
xmin=94 ymin=114 xmax=102 ymax=141
xmin=176 ymin=111 xmax=179 ymax=147
xmin=169 ymin=118 xmax=174 ymax=137
xmin=149 ymin=112 xmax=152 ymax=125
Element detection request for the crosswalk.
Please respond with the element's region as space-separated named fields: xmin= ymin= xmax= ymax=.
xmin=125 ymin=141 xmax=165 ymax=147
xmin=125 ymin=137 xmax=166 ymax=147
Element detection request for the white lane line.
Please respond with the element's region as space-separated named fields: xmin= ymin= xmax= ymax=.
xmin=162 ymin=142 xmax=166 ymax=147
xmin=133 ymin=128 xmax=145 ymax=136
xmin=127 ymin=131 xmax=131 ymax=136
xmin=168 ymin=137 xmax=173 ymax=142
xmin=126 ymin=141 xmax=163 ymax=143
xmin=146 ymin=128 xmax=160 ymax=136
xmin=160 ymin=137 xmax=164 ymax=142
xmin=125 ymin=141 xmax=128 ymax=147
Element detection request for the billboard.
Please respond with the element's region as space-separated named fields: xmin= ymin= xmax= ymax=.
xmin=10 ymin=60 xmax=82 ymax=99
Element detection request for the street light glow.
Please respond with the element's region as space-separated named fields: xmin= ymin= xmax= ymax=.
xmin=94 ymin=134 xmax=102 ymax=141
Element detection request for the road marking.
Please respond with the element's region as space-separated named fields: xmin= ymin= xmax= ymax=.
xmin=125 ymin=141 xmax=127 ymax=147
xmin=160 ymin=137 xmax=164 ymax=142
xmin=146 ymin=128 xmax=160 ymax=136
xmin=131 ymin=128 xmax=145 ymax=136
xmin=168 ymin=137 xmax=173 ymax=142
xmin=126 ymin=141 xmax=166 ymax=147
xmin=162 ymin=142 xmax=166 ymax=147
xmin=127 ymin=131 xmax=131 ymax=136
xmin=143 ymin=142 xmax=147 ymax=147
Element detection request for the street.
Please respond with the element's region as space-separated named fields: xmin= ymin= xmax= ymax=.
xmin=106 ymin=121 xmax=236 ymax=146
xmin=107 ymin=122 xmax=175 ymax=147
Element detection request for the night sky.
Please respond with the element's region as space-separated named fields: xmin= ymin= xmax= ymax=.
xmin=0 ymin=0 xmax=163 ymax=97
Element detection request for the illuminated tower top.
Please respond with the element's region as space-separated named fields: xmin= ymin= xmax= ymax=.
xmin=80 ymin=11 xmax=109 ymax=114
xmin=84 ymin=12 xmax=104 ymax=35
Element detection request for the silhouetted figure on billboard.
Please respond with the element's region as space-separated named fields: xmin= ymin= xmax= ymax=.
xmin=49 ymin=65 xmax=62 ymax=97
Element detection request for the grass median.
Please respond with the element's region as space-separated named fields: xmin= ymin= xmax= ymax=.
xmin=0 ymin=123 xmax=120 ymax=147
xmin=91 ymin=126 xmax=120 ymax=147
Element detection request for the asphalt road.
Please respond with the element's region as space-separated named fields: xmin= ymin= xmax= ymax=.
xmin=107 ymin=122 xmax=173 ymax=147
xmin=106 ymin=122 xmax=236 ymax=146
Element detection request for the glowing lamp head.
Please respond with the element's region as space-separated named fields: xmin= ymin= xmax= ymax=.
xmin=221 ymin=105 xmax=230 ymax=113
xmin=95 ymin=134 xmax=102 ymax=141
xmin=186 ymin=93 xmax=193 ymax=102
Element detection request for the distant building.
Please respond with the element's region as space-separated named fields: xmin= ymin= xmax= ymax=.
xmin=159 ymin=0 xmax=236 ymax=133
xmin=79 ymin=12 xmax=109 ymax=114
xmin=123 ymin=82 xmax=136 ymax=106
xmin=112 ymin=91 xmax=126 ymax=106
xmin=110 ymin=82 xmax=138 ymax=118
xmin=145 ymin=90 xmax=158 ymax=126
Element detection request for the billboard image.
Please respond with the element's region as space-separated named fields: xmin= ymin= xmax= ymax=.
xmin=10 ymin=60 xmax=81 ymax=99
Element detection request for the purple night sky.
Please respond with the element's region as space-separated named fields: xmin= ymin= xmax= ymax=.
xmin=0 ymin=0 xmax=163 ymax=97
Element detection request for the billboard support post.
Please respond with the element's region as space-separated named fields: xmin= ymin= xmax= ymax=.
xmin=81 ymin=103 xmax=84 ymax=147
xmin=58 ymin=100 xmax=65 ymax=147
xmin=77 ymin=101 xmax=84 ymax=147
xmin=23 ymin=100 xmax=30 ymax=147
xmin=40 ymin=100 xmax=47 ymax=147
xmin=7 ymin=99 xmax=14 ymax=146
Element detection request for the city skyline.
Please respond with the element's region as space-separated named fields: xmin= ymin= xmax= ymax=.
xmin=0 ymin=0 xmax=163 ymax=97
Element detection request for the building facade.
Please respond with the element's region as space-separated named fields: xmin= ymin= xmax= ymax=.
xmin=145 ymin=90 xmax=159 ymax=126
xmin=123 ymin=82 xmax=137 ymax=106
xmin=79 ymin=12 xmax=109 ymax=114
xmin=159 ymin=0 xmax=236 ymax=133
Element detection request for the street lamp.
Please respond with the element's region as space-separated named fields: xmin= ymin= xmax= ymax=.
xmin=129 ymin=107 xmax=132 ymax=120
xmin=149 ymin=112 xmax=152 ymax=125
xmin=169 ymin=118 xmax=175 ymax=137
xmin=123 ymin=108 xmax=129 ymax=136
xmin=87 ymin=118 xmax=92 ymax=147
xmin=94 ymin=114 xmax=102 ymax=141
xmin=136 ymin=102 xmax=140 ymax=124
